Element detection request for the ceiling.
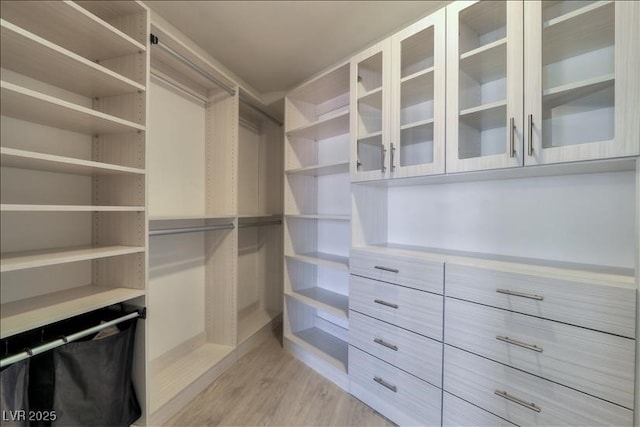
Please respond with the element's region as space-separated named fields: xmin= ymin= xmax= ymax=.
xmin=145 ymin=1 xmax=449 ymax=103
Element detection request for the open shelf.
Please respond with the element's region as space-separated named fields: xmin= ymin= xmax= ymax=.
xmin=286 ymin=110 xmax=349 ymax=140
xmin=285 ymin=252 xmax=349 ymax=271
xmin=543 ymin=1 xmax=614 ymax=66
xmin=238 ymin=305 xmax=279 ymax=344
xmin=1 ymin=81 xmax=145 ymax=134
xmin=542 ymin=73 xmax=614 ymax=109
xmin=1 ymin=245 xmax=145 ymax=273
xmin=0 ymin=1 xmax=145 ymax=60
xmin=459 ymin=101 xmax=507 ymax=130
xmin=150 ymin=342 xmax=235 ymax=414
xmin=0 ymin=147 xmax=145 ymax=176
xmin=0 ymin=20 xmax=145 ymax=98
xmin=289 ymin=327 xmax=348 ymax=373
xmin=0 ymin=204 xmax=144 ymax=212
xmin=400 ymin=71 xmax=434 ymax=108
xmin=0 ymin=285 xmax=145 ymax=339
xmin=459 ymin=38 xmax=507 ymax=83
xmin=287 ymin=63 xmax=350 ymax=105
xmin=286 ymin=288 xmax=348 ymax=320
xmin=285 ymin=162 xmax=349 ymax=177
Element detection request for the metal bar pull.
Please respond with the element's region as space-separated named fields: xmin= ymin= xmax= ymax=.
xmin=494 ymin=390 xmax=541 ymax=413
xmin=374 ymin=376 xmax=398 ymax=392
xmin=528 ymin=114 xmax=534 ymax=156
xmin=374 ymin=299 xmax=399 ymax=309
xmin=496 ymin=289 xmax=543 ymax=301
xmin=496 ymin=336 xmax=543 ymax=353
xmin=509 ymin=117 xmax=515 ymax=158
xmin=374 ymin=265 xmax=399 ymax=273
xmin=381 ymin=145 xmax=387 ymax=173
xmin=390 ymin=143 xmax=396 ymax=171
xmin=374 ymin=338 xmax=398 ymax=351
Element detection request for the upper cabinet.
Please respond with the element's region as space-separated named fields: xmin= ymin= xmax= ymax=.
xmin=524 ymin=0 xmax=639 ymax=165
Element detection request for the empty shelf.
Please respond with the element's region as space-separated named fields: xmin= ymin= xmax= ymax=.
xmin=289 ymin=327 xmax=348 ymax=372
xmin=287 ymin=64 xmax=350 ymax=104
xmin=238 ymin=305 xmax=279 ymax=344
xmin=542 ymin=74 xmax=614 ymax=110
xmin=459 ymin=101 xmax=507 ymax=130
xmin=401 ymin=71 xmax=435 ymax=108
xmin=285 ymin=162 xmax=349 ymax=176
xmin=460 ymin=38 xmax=507 ymax=83
xmin=286 ymin=288 xmax=348 ymax=319
xmin=286 ymin=110 xmax=349 ymax=140
xmin=285 ymin=252 xmax=349 ymax=271
xmin=401 ymin=118 xmax=435 ymax=131
xmin=358 ymin=87 xmax=382 ymax=109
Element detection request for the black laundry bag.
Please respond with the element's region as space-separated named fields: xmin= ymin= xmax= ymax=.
xmin=0 ymin=359 xmax=30 ymax=427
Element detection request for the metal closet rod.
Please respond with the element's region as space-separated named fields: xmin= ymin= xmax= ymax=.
xmin=238 ymin=219 xmax=282 ymax=228
xmin=150 ymin=34 xmax=283 ymax=127
xmin=0 ymin=310 xmax=143 ymax=368
xmin=150 ymin=223 xmax=235 ymax=237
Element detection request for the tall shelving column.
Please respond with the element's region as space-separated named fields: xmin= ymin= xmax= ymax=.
xmin=0 ymin=0 xmax=149 ymax=423
xmin=283 ymin=63 xmax=351 ymax=389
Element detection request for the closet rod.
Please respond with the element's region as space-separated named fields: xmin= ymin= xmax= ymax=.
xmin=150 ymin=34 xmax=236 ymax=96
xmin=0 ymin=311 xmax=141 ymax=368
xmin=149 ymin=223 xmax=235 ymax=236
xmin=151 ymin=71 xmax=208 ymax=104
xmin=240 ymin=99 xmax=283 ymax=127
xmin=237 ymin=220 xmax=282 ymax=229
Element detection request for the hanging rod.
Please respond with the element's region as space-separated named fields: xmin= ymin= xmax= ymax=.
xmin=237 ymin=219 xmax=282 ymax=229
xmin=149 ymin=223 xmax=235 ymax=236
xmin=151 ymin=70 xmax=208 ymax=104
xmin=240 ymin=98 xmax=283 ymax=127
xmin=0 ymin=310 xmax=142 ymax=368
xmin=150 ymin=34 xmax=236 ymax=96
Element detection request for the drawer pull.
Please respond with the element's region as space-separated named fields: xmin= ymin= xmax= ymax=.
xmin=374 ymin=265 xmax=399 ymax=273
xmin=374 ymin=376 xmax=397 ymax=392
xmin=496 ymin=336 xmax=543 ymax=353
xmin=494 ymin=390 xmax=541 ymax=413
xmin=374 ymin=299 xmax=399 ymax=309
xmin=373 ymin=338 xmax=398 ymax=351
xmin=496 ymin=288 xmax=543 ymax=301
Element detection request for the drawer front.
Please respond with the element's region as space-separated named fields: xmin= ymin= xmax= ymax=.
xmin=445 ymin=298 xmax=635 ymax=408
xmin=349 ymin=310 xmax=442 ymax=386
xmin=443 ymin=392 xmax=516 ymax=427
xmin=350 ymin=248 xmax=444 ymax=294
xmin=444 ymin=346 xmax=633 ymax=426
xmin=349 ymin=346 xmax=441 ymax=427
xmin=350 ymin=274 xmax=443 ymax=340
xmin=445 ymin=264 xmax=636 ymax=338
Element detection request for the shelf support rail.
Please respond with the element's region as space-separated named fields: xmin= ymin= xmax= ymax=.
xmin=149 ymin=223 xmax=235 ymax=236
xmin=0 ymin=310 xmax=143 ymax=368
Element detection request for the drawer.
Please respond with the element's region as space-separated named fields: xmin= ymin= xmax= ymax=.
xmin=349 ymin=346 xmax=441 ymax=427
xmin=443 ymin=392 xmax=516 ymax=427
xmin=444 ymin=346 xmax=633 ymax=426
xmin=349 ymin=310 xmax=442 ymax=386
xmin=350 ymin=274 xmax=443 ymax=340
xmin=445 ymin=263 xmax=636 ymax=338
xmin=350 ymin=248 xmax=444 ymax=294
xmin=445 ymin=298 xmax=635 ymax=408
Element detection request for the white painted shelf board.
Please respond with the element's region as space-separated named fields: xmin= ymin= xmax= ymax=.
xmin=150 ymin=342 xmax=234 ymax=414
xmin=0 ymin=204 xmax=144 ymax=212
xmin=286 ymin=110 xmax=349 ymax=140
xmin=0 ymin=1 xmax=146 ymax=61
xmin=459 ymin=38 xmax=507 ymax=83
xmin=0 ymin=147 xmax=145 ymax=176
xmin=0 ymin=245 xmax=145 ymax=273
xmin=400 ymin=66 xmax=435 ymax=85
xmin=358 ymin=131 xmax=383 ymax=142
xmin=289 ymin=327 xmax=348 ymax=372
xmin=1 ymin=81 xmax=145 ymax=134
xmin=0 ymin=285 xmax=145 ymax=339
xmin=285 ymin=162 xmax=349 ymax=176
xmin=401 ymin=118 xmax=435 ymax=132
xmin=75 ymin=1 xmax=148 ymax=22
xmin=358 ymin=88 xmax=382 ymax=109
xmin=0 ymin=20 xmax=145 ymax=99
xmin=285 ymin=288 xmax=348 ymax=319
xmin=543 ymin=1 xmax=614 ymax=66
xmin=288 ymin=63 xmax=350 ymax=104
xmin=238 ymin=306 xmax=279 ymax=344
xmin=459 ymin=100 xmax=507 ymax=130
xmin=285 ymin=214 xmax=350 ymax=221
xmin=542 ymin=74 xmax=614 ymax=110
xmin=285 ymin=252 xmax=349 ymax=271
xmin=401 ymin=72 xmax=435 ymax=108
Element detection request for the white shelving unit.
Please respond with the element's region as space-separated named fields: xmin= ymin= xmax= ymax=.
xmin=284 ymin=62 xmax=351 ymax=389
xmin=0 ymin=0 xmax=149 ymax=422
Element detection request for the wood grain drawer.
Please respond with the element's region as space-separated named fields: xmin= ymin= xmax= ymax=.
xmin=445 ymin=298 xmax=635 ymax=408
xmin=350 ymin=274 xmax=443 ymax=340
xmin=445 ymin=263 xmax=636 ymax=338
xmin=349 ymin=346 xmax=441 ymax=427
xmin=350 ymin=248 xmax=444 ymax=294
xmin=444 ymin=346 xmax=633 ymax=426
xmin=349 ymin=310 xmax=442 ymax=387
xmin=443 ymin=392 xmax=516 ymax=427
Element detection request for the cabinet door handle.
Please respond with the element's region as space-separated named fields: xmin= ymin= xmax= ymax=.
xmin=374 ymin=265 xmax=399 ymax=273
xmin=374 ymin=299 xmax=399 ymax=309
xmin=527 ymin=114 xmax=534 ymax=156
xmin=496 ymin=288 xmax=543 ymax=301
xmin=374 ymin=376 xmax=397 ymax=392
xmin=381 ymin=146 xmax=387 ymax=173
xmin=496 ymin=336 xmax=543 ymax=353
xmin=494 ymin=390 xmax=541 ymax=413
xmin=390 ymin=143 xmax=396 ymax=171
xmin=374 ymin=338 xmax=398 ymax=351
xmin=509 ymin=117 xmax=515 ymax=158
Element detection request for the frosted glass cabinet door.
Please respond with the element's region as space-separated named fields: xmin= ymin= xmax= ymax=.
xmin=350 ymin=40 xmax=391 ymax=182
xmin=446 ymin=0 xmax=524 ymax=173
xmin=524 ymin=0 xmax=640 ymax=165
xmin=389 ymin=9 xmax=446 ymax=178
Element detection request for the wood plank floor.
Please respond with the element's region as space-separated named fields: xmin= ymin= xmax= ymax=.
xmin=164 ymin=330 xmax=394 ymax=426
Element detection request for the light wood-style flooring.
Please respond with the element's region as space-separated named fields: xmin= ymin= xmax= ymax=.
xmin=165 ymin=330 xmax=394 ymax=426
